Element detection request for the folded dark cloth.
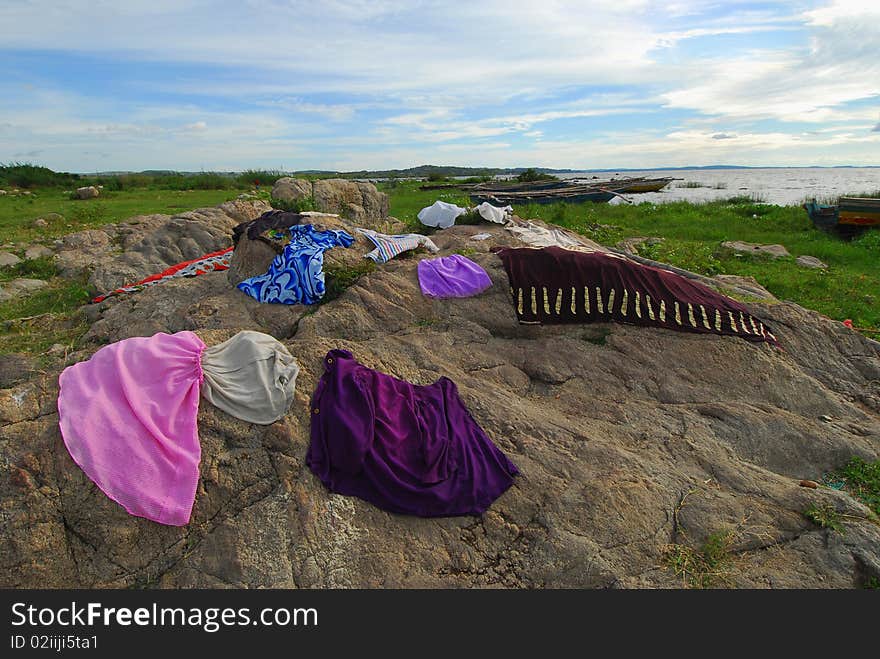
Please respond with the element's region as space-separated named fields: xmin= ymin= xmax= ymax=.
xmin=495 ymin=246 xmax=778 ymax=345
xmin=232 ymin=210 xmax=308 ymax=245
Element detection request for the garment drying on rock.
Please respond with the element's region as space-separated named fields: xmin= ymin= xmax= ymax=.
xmin=57 ymin=330 xmax=299 ymax=526
xmin=91 ymin=246 xmax=234 ymax=304
xmin=474 ymin=201 xmax=512 ymax=224
xmin=505 ymin=221 xmax=604 ymax=251
xmin=417 ymin=254 xmax=493 ymax=299
xmin=496 ymin=246 xmax=778 ymax=345
xmin=232 ymin=209 xmax=307 ymax=245
xmin=417 ymin=200 xmax=467 ymax=229
xmin=356 ymin=228 xmax=439 ymax=264
xmin=237 ymin=224 xmax=354 ymax=305
xmin=307 ymin=349 xmax=519 ymax=517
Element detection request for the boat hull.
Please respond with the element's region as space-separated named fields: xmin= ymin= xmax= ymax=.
xmin=804 ymin=197 xmax=880 ymax=237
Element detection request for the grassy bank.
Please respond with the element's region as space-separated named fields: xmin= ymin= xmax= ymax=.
xmin=0 ymin=187 xmax=251 ymax=245
xmin=382 ymin=180 xmax=879 ymax=333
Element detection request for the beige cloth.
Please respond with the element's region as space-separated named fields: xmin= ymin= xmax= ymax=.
xmin=200 ymin=331 xmax=299 ymax=425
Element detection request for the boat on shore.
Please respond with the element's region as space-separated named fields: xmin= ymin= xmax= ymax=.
xmin=470 ymin=188 xmax=616 ymax=205
xmin=565 ymin=176 xmax=675 ymax=193
xmin=803 ymin=197 xmax=880 ymax=237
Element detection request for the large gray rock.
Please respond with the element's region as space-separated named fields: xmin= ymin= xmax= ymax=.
xmin=271 ymin=177 xmax=389 ymax=223
xmin=74 ymin=186 xmax=100 ymax=200
xmin=271 ymin=177 xmax=313 ymax=204
xmin=2 ymin=220 xmax=879 ymax=589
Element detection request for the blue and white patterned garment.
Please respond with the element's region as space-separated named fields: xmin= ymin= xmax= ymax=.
xmin=237 ymin=225 xmax=355 ymax=305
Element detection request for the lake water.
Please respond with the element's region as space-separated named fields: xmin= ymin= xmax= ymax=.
xmin=554 ymin=167 xmax=880 ymax=206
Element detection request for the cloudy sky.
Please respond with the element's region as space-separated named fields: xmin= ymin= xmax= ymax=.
xmin=1 ymin=0 xmax=879 ymax=172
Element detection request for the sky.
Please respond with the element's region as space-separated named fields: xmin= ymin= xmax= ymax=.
xmin=1 ymin=0 xmax=879 ymax=172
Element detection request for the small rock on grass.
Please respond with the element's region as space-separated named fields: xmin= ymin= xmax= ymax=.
xmin=721 ymin=240 xmax=790 ymax=258
xmin=24 ymin=245 xmax=54 ymax=260
xmin=0 ymin=251 xmax=22 ymax=268
xmin=0 ymin=278 xmax=49 ymax=302
xmin=796 ymin=255 xmax=828 ymax=269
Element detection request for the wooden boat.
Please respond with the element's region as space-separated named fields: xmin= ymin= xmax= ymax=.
xmin=613 ymin=177 xmax=675 ymax=193
xmin=470 ymin=188 xmax=615 ymax=205
xmin=804 ymin=197 xmax=880 ymax=237
xmin=564 ymin=176 xmax=676 ymax=193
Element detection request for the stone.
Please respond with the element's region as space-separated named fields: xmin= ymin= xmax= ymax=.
xmin=31 ymin=218 xmax=48 ymax=229
xmin=271 ymin=177 xmax=312 ymax=204
xmin=0 ymin=278 xmax=49 ymax=302
xmin=3 ymin=214 xmax=880 ymax=590
xmin=74 ymin=186 xmax=100 ymax=200
xmin=47 ymin=344 xmax=66 ymax=355
xmin=615 ymin=236 xmax=663 ymax=255
xmin=721 ymin=240 xmax=790 ymax=258
xmin=797 ymin=255 xmax=828 ymax=269
xmin=0 ymin=251 xmax=21 ymax=268
xmin=24 ymin=245 xmax=53 ymax=260
xmin=270 ymin=178 xmax=389 ymax=224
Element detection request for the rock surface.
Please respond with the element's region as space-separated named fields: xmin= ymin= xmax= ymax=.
xmin=0 ymin=354 xmax=35 ymax=388
xmin=797 ymin=255 xmax=828 ymax=269
xmin=74 ymin=186 xmax=100 ymax=200
xmin=55 ymin=199 xmax=271 ymax=292
xmin=721 ymin=241 xmax=791 ymax=258
xmin=271 ymin=177 xmax=389 ymax=222
xmin=2 ymin=209 xmax=879 ymax=590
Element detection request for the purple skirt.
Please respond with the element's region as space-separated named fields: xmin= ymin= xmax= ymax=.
xmin=417 ymin=254 xmax=492 ymax=299
xmin=306 ymin=350 xmax=519 ymax=517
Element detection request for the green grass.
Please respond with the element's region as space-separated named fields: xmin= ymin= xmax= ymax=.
xmin=0 ymin=277 xmax=91 ymax=357
xmin=803 ymin=503 xmax=846 ymax=534
xmin=322 ymin=259 xmax=376 ymax=303
xmin=829 ymin=457 xmax=880 ymax=517
xmin=663 ymin=530 xmax=736 ymax=588
xmin=0 ymin=187 xmax=250 ymax=245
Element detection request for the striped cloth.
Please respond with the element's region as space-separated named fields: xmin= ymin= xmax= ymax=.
xmin=92 ymin=246 xmax=234 ymax=303
xmin=357 ymin=228 xmax=439 ymax=264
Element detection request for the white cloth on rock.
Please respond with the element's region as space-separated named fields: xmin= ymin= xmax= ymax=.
xmin=474 ymin=202 xmax=512 ymax=224
xmin=417 ymin=200 xmax=467 ymax=229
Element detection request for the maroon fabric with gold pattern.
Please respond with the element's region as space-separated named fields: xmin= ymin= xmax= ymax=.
xmin=496 ymin=246 xmax=778 ymax=345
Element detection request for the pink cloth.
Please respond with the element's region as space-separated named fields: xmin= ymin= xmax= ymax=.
xmin=58 ymin=331 xmax=206 ymax=526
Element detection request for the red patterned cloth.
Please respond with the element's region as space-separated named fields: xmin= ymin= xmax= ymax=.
xmin=92 ymin=246 xmax=234 ymax=303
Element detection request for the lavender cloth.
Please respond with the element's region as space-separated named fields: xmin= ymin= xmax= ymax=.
xmin=417 ymin=254 xmax=493 ymax=299
xmin=306 ymin=349 xmax=519 ymax=517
